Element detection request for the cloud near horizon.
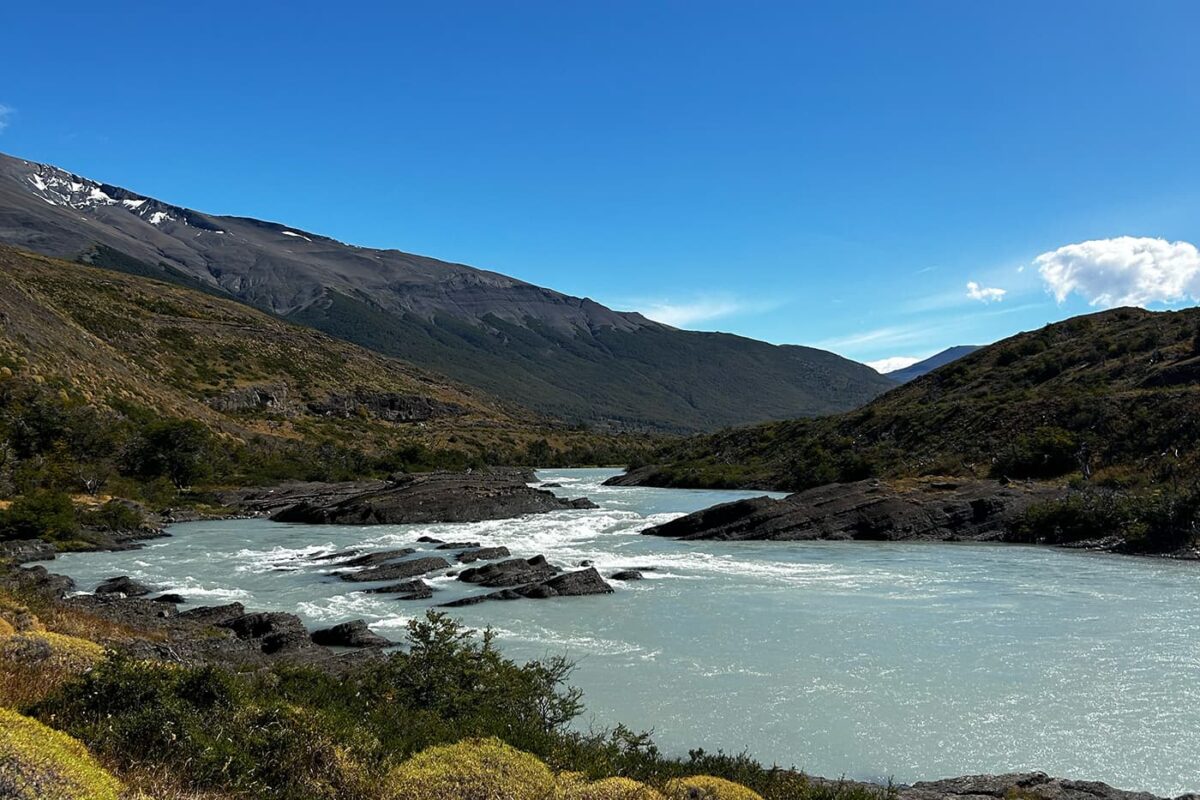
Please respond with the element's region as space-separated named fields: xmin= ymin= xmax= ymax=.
xmin=865 ymin=355 xmax=920 ymax=374
xmin=0 ymin=105 xmax=12 ymax=133
xmin=1036 ymin=236 xmax=1200 ymax=308
xmin=966 ymin=281 xmax=1006 ymax=303
xmin=637 ymin=297 xmax=747 ymax=327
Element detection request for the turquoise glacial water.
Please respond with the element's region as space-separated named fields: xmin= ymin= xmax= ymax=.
xmin=52 ymin=469 xmax=1200 ymax=795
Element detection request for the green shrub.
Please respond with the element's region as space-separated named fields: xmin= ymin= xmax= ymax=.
xmin=664 ymin=775 xmax=763 ymax=800
xmin=0 ymin=490 xmax=78 ymax=542
xmin=991 ymin=427 xmax=1078 ymax=480
xmin=384 ymin=737 xmax=558 ymax=800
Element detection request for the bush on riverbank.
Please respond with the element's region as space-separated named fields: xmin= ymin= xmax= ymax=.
xmin=1007 ymin=483 xmax=1200 ymax=553
xmin=13 ymin=611 xmax=892 ymax=800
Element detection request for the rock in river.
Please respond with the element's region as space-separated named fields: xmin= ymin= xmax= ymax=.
xmin=457 ymin=555 xmax=558 ymax=587
xmin=95 ymin=576 xmax=153 ymax=597
xmin=642 ymin=479 xmax=1062 ymax=543
xmin=339 ymin=556 xmax=450 ymax=583
xmin=456 ymin=546 xmax=511 ymax=564
xmin=269 ymin=469 xmax=595 ymax=525
xmin=441 ymin=567 xmax=614 ymax=607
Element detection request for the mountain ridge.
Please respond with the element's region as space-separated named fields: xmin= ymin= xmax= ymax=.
xmin=0 ymin=151 xmax=894 ymax=432
xmin=610 ymin=306 xmax=1200 ymax=491
xmin=885 ymin=345 xmax=981 ymax=383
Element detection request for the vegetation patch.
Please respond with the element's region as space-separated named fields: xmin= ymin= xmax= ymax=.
xmin=0 ymin=707 xmax=123 ymax=800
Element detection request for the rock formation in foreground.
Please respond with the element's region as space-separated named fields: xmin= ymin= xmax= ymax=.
xmin=643 ymin=479 xmax=1061 ymax=542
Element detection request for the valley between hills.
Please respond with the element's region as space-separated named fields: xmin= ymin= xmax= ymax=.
xmin=1 ymin=159 xmax=1197 ymax=800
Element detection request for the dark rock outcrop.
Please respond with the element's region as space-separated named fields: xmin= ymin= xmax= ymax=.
xmin=0 ymin=539 xmax=56 ymax=564
xmin=456 ymin=546 xmax=511 ymax=564
xmin=217 ymin=611 xmax=313 ymax=654
xmin=95 ymin=576 xmax=153 ymax=597
xmin=310 ymin=619 xmax=391 ymax=648
xmin=177 ymin=602 xmax=247 ymax=626
xmin=610 ymin=570 xmax=644 ymax=581
xmin=153 ymin=593 xmax=186 ymax=604
xmin=364 ymin=579 xmax=433 ymax=600
xmin=894 ymin=772 xmax=1179 ymax=800
xmin=457 ymin=555 xmax=558 ymax=587
xmin=330 ymin=548 xmax=416 ymax=568
xmin=339 ymin=556 xmax=449 ymax=583
xmin=643 ymin=479 xmax=1062 ymax=543
xmin=208 ymin=383 xmax=292 ymax=414
xmin=307 ymin=390 xmax=466 ymax=423
xmin=269 ymin=470 xmax=591 ymax=526
xmin=602 ymin=466 xmax=663 ymax=487
xmin=441 ymin=567 xmax=613 ymax=607
xmin=435 ymin=541 xmax=481 ymax=550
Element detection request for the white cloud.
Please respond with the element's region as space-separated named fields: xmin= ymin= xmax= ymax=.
xmin=966 ymin=281 xmax=1006 ymax=303
xmin=638 ymin=298 xmax=745 ymax=327
xmin=866 ymin=356 xmax=920 ymax=374
xmin=1035 ymin=236 xmax=1200 ymax=307
xmin=0 ymin=105 xmax=12 ymax=133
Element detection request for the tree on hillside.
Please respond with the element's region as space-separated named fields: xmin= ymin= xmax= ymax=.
xmin=124 ymin=420 xmax=213 ymax=489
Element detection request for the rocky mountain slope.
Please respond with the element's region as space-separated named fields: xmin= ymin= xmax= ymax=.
xmin=885 ymin=345 xmax=980 ymax=383
xmin=615 ymin=307 xmax=1200 ymax=491
xmin=0 ymin=246 xmax=640 ymax=478
xmin=0 ymin=151 xmax=894 ymax=432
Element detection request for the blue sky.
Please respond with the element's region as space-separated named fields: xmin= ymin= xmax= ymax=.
xmin=2 ymin=2 xmax=1199 ymax=369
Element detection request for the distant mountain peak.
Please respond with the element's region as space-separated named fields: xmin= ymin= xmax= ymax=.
xmin=885 ymin=345 xmax=981 ymax=383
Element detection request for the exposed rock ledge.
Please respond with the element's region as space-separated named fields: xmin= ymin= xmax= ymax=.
xmin=888 ymin=771 xmax=1194 ymax=800
xmin=223 ymin=468 xmax=597 ymax=525
xmin=643 ymin=479 xmax=1062 ymax=542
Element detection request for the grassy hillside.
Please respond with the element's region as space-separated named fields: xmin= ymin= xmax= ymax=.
xmin=0 ymin=246 xmax=654 ymax=509
xmin=627 ymin=307 xmax=1200 ymax=492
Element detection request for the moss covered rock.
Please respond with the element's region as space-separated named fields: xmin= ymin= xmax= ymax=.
xmin=0 ymin=630 xmax=104 ymax=671
xmin=558 ymin=773 xmax=665 ymax=799
xmin=0 ymin=708 xmax=123 ymax=800
xmin=664 ymin=776 xmax=763 ymax=800
xmin=385 ymin=737 xmax=558 ymax=800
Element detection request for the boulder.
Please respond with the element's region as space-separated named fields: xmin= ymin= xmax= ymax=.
xmin=435 ymin=541 xmax=481 ymax=550
xmin=310 ymin=619 xmax=391 ymax=648
xmin=2 ymin=565 xmax=74 ymax=599
xmin=0 ymin=539 xmax=56 ymax=564
xmin=339 ymin=556 xmax=450 ymax=583
xmin=457 ymin=555 xmax=558 ymax=587
xmin=364 ymin=579 xmax=434 ymax=600
xmin=456 ymin=546 xmax=511 ymax=564
xmin=153 ymin=593 xmax=186 ymax=604
xmin=95 ymin=576 xmax=153 ymax=597
xmin=217 ymin=611 xmax=312 ymax=654
xmin=331 ymin=548 xmax=416 ymax=568
xmin=517 ymin=568 xmax=613 ymax=599
xmin=610 ymin=570 xmax=644 ymax=581
xmin=177 ymin=602 xmax=247 ymax=626
xmin=441 ymin=568 xmax=613 ymax=607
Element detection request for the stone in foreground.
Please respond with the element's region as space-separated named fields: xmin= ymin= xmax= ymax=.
xmin=310 ymin=619 xmax=391 ymax=648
